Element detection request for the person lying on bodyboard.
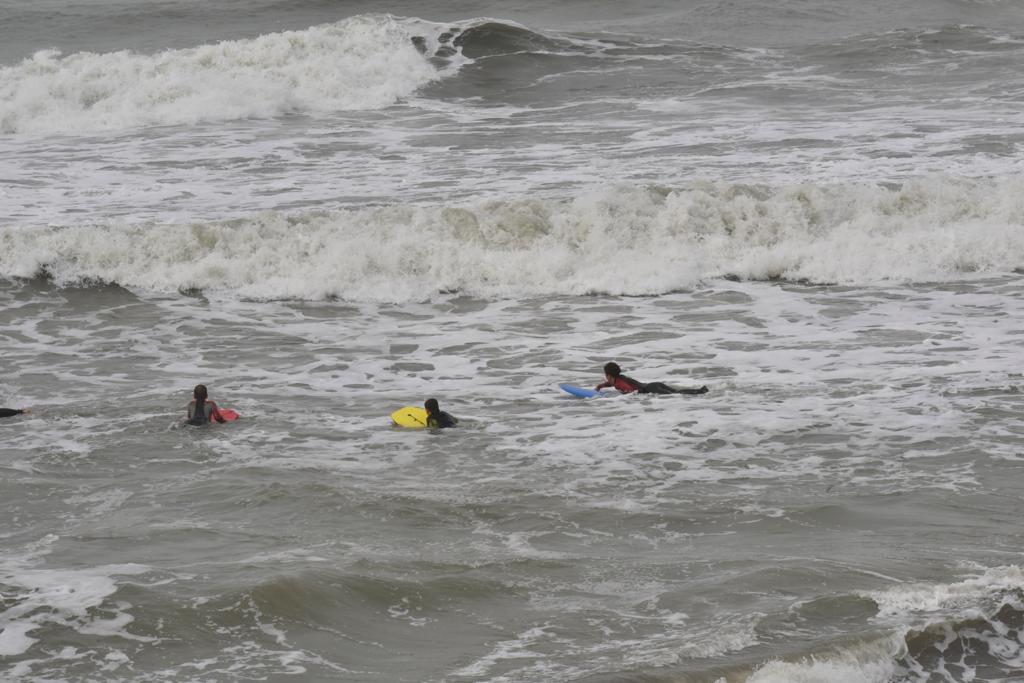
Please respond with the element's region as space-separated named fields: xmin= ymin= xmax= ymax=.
xmin=595 ymin=362 xmax=708 ymax=395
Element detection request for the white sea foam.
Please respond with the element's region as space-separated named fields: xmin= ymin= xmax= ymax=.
xmin=0 ymin=557 xmax=151 ymax=656
xmin=0 ymin=15 xmax=446 ymax=134
xmin=2 ymin=177 xmax=1022 ymax=302
xmin=863 ymin=564 xmax=1024 ymax=619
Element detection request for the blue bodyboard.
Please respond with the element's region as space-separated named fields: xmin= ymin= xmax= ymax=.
xmin=560 ymin=383 xmax=603 ymax=398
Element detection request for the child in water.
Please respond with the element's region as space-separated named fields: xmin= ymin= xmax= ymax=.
xmin=596 ymin=362 xmax=708 ymax=395
xmin=185 ymin=384 xmax=228 ymax=425
xmin=424 ymin=398 xmax=458 ymax=429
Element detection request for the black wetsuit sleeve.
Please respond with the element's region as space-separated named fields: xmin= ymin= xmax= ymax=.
xmin=0 ymin=408 xmax=25 ymax=418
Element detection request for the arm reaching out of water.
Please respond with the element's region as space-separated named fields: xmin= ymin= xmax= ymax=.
xmin=0 ymin=408 xmax=30 ymax=418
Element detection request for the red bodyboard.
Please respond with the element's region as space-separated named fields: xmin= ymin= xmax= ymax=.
xmin=217 ymin=408 xmax=240 ymax=422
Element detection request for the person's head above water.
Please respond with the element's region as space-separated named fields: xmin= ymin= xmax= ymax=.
xmin=424 ymin=398 xmax=440 ymax=415
xmin=603 ymin=362 xmax=622 ymax=379
xmin=194 ymin=384 xmax=208 ymax=401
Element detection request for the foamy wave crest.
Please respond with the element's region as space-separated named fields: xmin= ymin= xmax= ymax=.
xmin=2 ymin=177 xmax=1023 ymax=301
xmin=863 ymin=564 xmax=1024 ymax=620
xmin=0 ymin=14 xmax=445 ymax=134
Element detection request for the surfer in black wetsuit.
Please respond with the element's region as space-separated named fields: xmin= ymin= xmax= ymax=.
xmin=185 ymin=384 xmax=227 ymax=425
xmin=424 ymin=398 xmax=458 ymax=429
xmin=0 ymin=408 xmax=30 ymax=418
xmin=595 ymin=362 xmax=708 ymax=395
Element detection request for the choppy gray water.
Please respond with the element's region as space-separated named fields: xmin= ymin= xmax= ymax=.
xmin=5 ymin=278 xmax=1024 ymax=682
xmin=3 ymin=0 xmax=1024 ymax=681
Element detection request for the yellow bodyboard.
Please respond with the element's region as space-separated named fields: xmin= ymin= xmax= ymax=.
xmin=391 ymin=406 xmax=429 ymax=429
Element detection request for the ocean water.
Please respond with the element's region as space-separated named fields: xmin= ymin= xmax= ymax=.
xmin=3 ymin=1 xmax=1024 ymax=681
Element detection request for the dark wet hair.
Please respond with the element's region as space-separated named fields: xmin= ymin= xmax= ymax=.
xmin=190 ymin=384 xmax=209 ymax=425
xmin=424 ymin=398 xmax=440 ymax=415
xmin=603 ymin=362 xmax=621 ymax=377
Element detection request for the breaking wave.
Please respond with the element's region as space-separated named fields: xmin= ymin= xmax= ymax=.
xmin=0 ymin=14 xmax=459 ymax=134
xmin=2 ymin=177 xmax=1023 ymax=301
